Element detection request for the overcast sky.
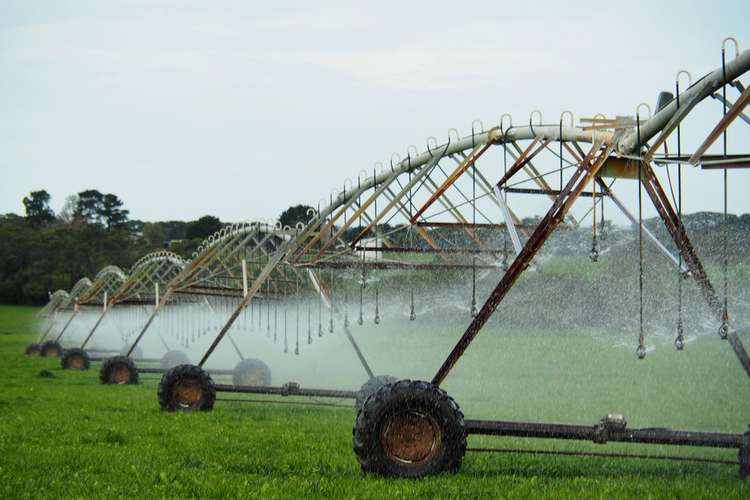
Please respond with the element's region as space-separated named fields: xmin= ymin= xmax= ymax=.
xmin=1 ymin=0 xmax=749 ymax=225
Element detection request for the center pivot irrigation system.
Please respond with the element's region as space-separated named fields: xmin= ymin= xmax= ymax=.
xmin=32 ymin=276 xmax=93 ymax=357
xmin=28 ymin=38 xmax=750 ymax=478
xmin=63 ymin=251 xmax=188 ymax=376
xmin=106 ymin=221 xmax=390 ymax=404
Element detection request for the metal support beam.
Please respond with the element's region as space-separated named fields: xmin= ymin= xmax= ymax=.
xmin=432 ymin=142 xmax=610 ymax=385
xmin=690 ymin=84 xmax=750 ymax=164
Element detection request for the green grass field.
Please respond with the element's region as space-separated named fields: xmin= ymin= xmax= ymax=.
xmin=1 ymin=304 xmax=750 ymax=498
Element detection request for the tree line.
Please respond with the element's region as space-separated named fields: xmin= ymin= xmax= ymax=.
xmin=3 ymin=189 xmax=748 ymax=306
xmin=1 ymin=191 xmax=315 ymax=305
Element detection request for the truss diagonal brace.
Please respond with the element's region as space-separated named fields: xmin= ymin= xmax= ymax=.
xmin=410 ymin=142 xmax=492 ymax=223
xmin=493 ymin=185 xmax=523 ymax=255
xmin=639 ymin=162 xmax=750 ymax=378
xmin=690 ymin=84 xmax=750 ymax=164
xmin=350 ymin=155 xmax=441 ymax=246
xmin=431 ymin=142 xmax=610 ymax=386
xmin=53 ymin=309 xmax=79 ymax=343
xmin=711 ymin=92 xmax=750 ymax=126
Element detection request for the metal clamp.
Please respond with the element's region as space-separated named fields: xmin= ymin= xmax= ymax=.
xmin=593 ymin=414 xmax=627 ymax=444
xmin=281 ymin=381 xmax=300 ymax=396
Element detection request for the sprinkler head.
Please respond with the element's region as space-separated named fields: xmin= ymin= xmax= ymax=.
xmin=636 ymin=344 xmax=647 ymax=359
xmin=409 ymin=308 xmax=416 ymax=321
xmin=675 ymin=319 xmax=685 ymax=350
xmin=318 ymin=323 xmax=323 ymax=337
xmin=674 ymin=336 xmax=685 ymax=350
xmin=374 ymin=313 xmax=380 ymax=325
xmin=294 ymin=345 xmax=299 ymax=355
xmin=329 ymin=319 xmax=334 ymax=334
xmin=719 ymin=321 xmax=729 ymax=340
xmin=589 ymin=242 xmax=599 ymax=262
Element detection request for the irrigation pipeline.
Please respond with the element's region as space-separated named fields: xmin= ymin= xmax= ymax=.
xmin=466 ymin=447 xmax=738 ymax=465
xmin=216 ymin=397 xmax=353 ymax=408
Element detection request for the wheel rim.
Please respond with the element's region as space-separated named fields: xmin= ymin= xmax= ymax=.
xmin=173 ymin=379 xmax=203 ymax=409
xmin=68 ymin=354 xmax=85 ymax=369
xmin=47 ymin=347 xmax=61 ymax=357
xmin=111 ymin=365 xmax=131 ymax=384
xmin=381 ymin=410 xmax=443 ymax=464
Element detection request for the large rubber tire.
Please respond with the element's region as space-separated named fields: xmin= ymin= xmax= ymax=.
xmin=158 ymin=364 xmax=216 ymax=412
xmin=353 ymin=379 xmax=466 ymax=478
xmin=120 ymin=345 xmax=143 ymax=360
xmin=100 ymin=356 xmax=139 ymax=385
xmin=40 ymin=341 xmax=63 ymax=358
xmin=61 ymin=348 xmax=90 ymax=370
xmin=160 ymin=350 xmax=190 ymax=370
xmin=25 ymin=343 xmax=41 ymax=356
xmin=356 ymin=375 xmax=398 ymax=410
xmin=232 ymin=358 xmax=272 ymax=386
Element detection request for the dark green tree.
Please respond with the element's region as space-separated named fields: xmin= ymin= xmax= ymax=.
xmin=101 ymin=193 xmax=130 ymax=229
xmin=279 ymin=204 xmax=314 ymax=228
xmin=22 ymin=190 xmax=55 ymax=227
xmin=185 ymin=215 xmax=223 ymax=240
xmin=73 ymin=189 xmax=105 ymax=224
xmin=142 ymin=222 xmax=166 ymax=247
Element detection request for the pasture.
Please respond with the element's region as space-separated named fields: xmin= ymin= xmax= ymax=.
xmin=1 ymin=304 xmax=749 ymax=498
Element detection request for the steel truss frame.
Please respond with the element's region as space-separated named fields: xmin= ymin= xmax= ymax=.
xmin=93 ymin=222 xmax=378 ymax=399
xmin=36 ymin=277 xmax=92 ymax=346
xmin=76 ymin=251 xmax=187 ymax=359
xmin=29 ymin=41 xmax=750 ymax=475
xmin=178 ymin=47 xmax=750 ymax=475
xmin=50 ymin=265 xmax=127 ymax=349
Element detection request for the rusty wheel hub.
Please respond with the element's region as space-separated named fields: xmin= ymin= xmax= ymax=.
xmin=48 ymin=347 xmax=61 ymax=357
xmin=68 ymin=354 xmax=84 ymax=369
xmin=381 ymin=410 xmax=442 ymax=464
xmin=111 ymin=365 xmax=131 ymax=384
xmin=173 ymin=379 xmax=203 ymax=409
